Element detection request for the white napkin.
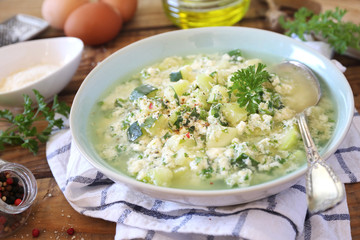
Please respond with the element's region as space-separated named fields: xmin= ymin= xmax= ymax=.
xmin=47 ymin=114 xmax=359 ymax=240
xmin=46 ymin=39 xmax=357 ymax=239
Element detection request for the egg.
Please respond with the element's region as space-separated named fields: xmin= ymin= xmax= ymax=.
xmin=41 ymin=0 xmax=89 ymax=30
xmin=100 ymin=0 xmax=138 ymax=22
xmin=64 ymin=2 xmax=123 ymax=45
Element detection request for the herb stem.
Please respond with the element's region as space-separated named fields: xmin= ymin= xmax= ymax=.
xmin=279 ymin=7 xmax=360 ymax=54
xmin=0 ymin=90 xmax=70 ymax=155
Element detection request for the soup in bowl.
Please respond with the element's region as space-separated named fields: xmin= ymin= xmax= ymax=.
xmin=70 ymin=27 xmax=354 ymax=206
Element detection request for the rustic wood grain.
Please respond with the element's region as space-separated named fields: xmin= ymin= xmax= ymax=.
xmin=10 ymin=178 xmax=116 ymax=239
xmin=0 ymin=0 xmax=359 ymax=239
xmin=313 ymin=0 xmax=360 ymax=24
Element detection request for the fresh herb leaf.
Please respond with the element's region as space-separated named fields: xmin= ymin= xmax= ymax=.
xmin=279 ymin=7 xmax=360 ymax=54
xmin=170 ymin=71 xmax=182 ymax=82
xmin=121 ymin=119 xmax=130 ymax=130
xmin=227 ymin=49 xmax=243 ymax=63
xmin=231 ymin=153 xmax=258 ymax=169
xmin=278 ymin=157 xmax=286 ymax=164
xmin=227 ymin=49 xmax=242 ymax=58
xmin=221 ymin=128 xmax=229 ymax=133
xmin=201 ymin=167 xmax=214 ymax=179
xmin=188 ymin=126 xmax=195 ymax=133
xmin=116 ymin=144 xmax=127 ymax=154
xmin=189 ymin=108 xmax=200 ymax=119
xmin=173 ymin=115 xmax=183 ymax=129
xmin=210 ymin=103 xmax=221 ymax=118
xmin=115 ymin=98 xmax=126 ymax=107
xmin=210 ymin=103 xmax=228 ymax=126
xmin=229 ymin=63 xmax=271 ymax=114
xmin=0 ymin=90 xmax=70 ymax=155
xmin=209 ymin=71 xmax=217 ymax=78
xmin=259 ymin=90 xmax=284 ymax=116
xmin=163 ymin=132 xmax=171 ymax=140
xmin=269 ymin=91 xmax=283 ymax=110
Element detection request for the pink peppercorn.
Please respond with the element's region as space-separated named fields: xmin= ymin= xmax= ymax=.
xmin=32 ymin=228 xmax=40 ymax=237
xmin=14 ymin=198 xmax=22 ymax=206
xmin=67 ymin=227 xmax=75 ymax=235
xmin=6 ymin=177 xmax=13 ymax=185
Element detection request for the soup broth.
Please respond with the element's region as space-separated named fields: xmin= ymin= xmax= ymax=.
xmin=88 ymin=51 xmax=335 ymax=190
xmin=272 ymin=62 xmax=320 ymax=113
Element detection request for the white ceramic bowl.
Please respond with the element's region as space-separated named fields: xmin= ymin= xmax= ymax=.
xmin=71 ymin=27 xmax=354 ymax=206
xmin=0 ymin=37 xmax=83 ymax=108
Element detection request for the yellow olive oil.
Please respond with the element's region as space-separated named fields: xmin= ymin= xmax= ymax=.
xmin=162 ymin=0 xmax=251 ymax=29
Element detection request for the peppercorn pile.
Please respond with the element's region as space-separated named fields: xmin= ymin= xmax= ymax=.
xmin=0 ymin=172 xmax=24 ymax=205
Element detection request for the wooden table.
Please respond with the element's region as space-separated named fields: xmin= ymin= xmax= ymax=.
xmin=0 ymin=0 xmax=359 ymax=239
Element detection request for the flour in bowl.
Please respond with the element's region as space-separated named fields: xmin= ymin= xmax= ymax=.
xmin=0 ymin=64 xmax=60 ymax=93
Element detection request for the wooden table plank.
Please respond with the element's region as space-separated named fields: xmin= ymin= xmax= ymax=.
xmin=9 ymin=178 xmax=116 ymax=239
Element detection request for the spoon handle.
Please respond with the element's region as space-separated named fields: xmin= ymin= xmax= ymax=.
xmin=297 ymin=112 xmax=345 ymax=213
xmin=297 ymin=113 xmax=321 ymax=163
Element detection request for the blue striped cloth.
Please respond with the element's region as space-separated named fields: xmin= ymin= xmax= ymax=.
xmin=46 ymin=113 xmax=360 ymax=240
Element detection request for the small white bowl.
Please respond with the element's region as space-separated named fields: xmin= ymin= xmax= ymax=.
xmin=0 ymin=37 xmax=83 ymax=108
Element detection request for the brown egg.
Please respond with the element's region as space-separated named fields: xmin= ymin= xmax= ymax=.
xmin=100 ymin=0 xmax=138 ymax=22
xmin=41 ymin=0 xmax=89 ymax=30
xmin=64 ymin=2 xmax=123 ymax=45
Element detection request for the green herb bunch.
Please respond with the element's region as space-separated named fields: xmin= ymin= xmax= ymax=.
xmin=229 ymin=63 xmax=271 ymax=114
xmin=279 ymin=7 xmax=360 ymax=54
xmin=0 ymin=90 xmax=70 ymax=154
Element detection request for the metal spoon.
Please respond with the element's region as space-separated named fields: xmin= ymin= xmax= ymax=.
xmin=273 ymin=60 xmax=345 ymax=213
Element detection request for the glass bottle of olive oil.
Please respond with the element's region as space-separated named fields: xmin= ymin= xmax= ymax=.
xmin=162 ymin=0 xmax=251 ymax=29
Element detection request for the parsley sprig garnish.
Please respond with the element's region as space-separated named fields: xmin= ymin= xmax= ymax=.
xmin=229 ymin=63 xmax=271 ymax=114
xmin=0 ymin=90 xmax=70 ymax=154
xmin=279 ymin=7 xmax=360 ymax=54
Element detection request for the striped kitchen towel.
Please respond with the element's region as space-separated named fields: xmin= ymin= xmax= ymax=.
xmin=46 ymin=112 xmax=360 ymax=240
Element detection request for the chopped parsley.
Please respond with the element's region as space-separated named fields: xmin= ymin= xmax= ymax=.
xmin=173 ymin=115 xmax=183 ymax=129
xmin=201 ymin=167 xmax=214 ymax=179
xmin=227 ymin=49 xmax=242 ymax=57
xmin=115 ymin=98 xmax=127 ymax=107
xmin=229 ymin=63 xmax=271 ymax=114
xmin=163 ymin=132 xmax=172 ymax=140
xmin=231 ymin=153 xmax=258 ymax=169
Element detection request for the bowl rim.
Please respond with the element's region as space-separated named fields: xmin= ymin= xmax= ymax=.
xmin=0 ymin=37 xmax=84 ymax=96
xmin=70 ymin=26 xmax=354 ymax=198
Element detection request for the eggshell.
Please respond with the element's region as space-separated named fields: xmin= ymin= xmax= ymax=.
xmin=64 ymin=2 xmax=123 ymax=45
xmin=100 ymin=0 xmax=138 ymax=22
xmin=41 ymin=0 xmax=89 ymax=30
